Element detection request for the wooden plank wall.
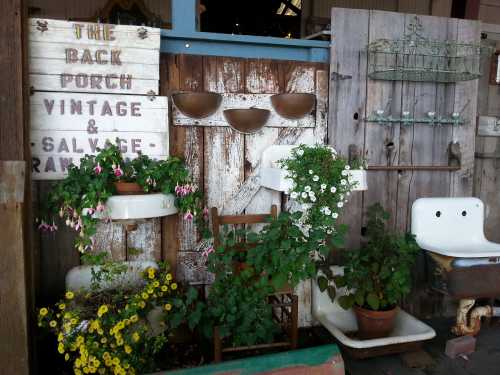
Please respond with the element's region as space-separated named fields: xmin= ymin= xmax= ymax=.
xmin=329 ymin=8 xmax=479 ymax=317
xmin=36 ymin=54 xmax=328 ymax=327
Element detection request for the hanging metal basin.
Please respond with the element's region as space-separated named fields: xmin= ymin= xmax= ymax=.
xmin=223 ymin=108 xmax=270 ymax=134
xmin=171 ymin=92 xmax=222 ymax=119
xmin=270 ymin=93 xmax=316 ymax=119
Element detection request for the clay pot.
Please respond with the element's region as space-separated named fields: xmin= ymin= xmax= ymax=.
xmin=114 ymin=181 xmax=144 ymax=195
xmin=270 ymin=93 xmax=316 ymax=119
xmin=172 ymin=92 xmax=222 ymax=119
xmin=354 ymin=305 xmax=398 ymax=339
xmin=223 ymin=108 xmax=270 ymax=134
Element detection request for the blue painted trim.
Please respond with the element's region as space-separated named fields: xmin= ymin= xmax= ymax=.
xmin=163 ymin=0 xmax=330 ymax=63
xmin=161 ymin=30 xmax=330 ymax=63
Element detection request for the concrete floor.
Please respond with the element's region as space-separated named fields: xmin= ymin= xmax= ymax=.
xmin=334 ymin=318 xmax=500 ymax=375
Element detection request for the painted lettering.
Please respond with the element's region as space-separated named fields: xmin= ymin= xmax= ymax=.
xmin=42 ymin=136 xmax=54 ymax=152
xmin=111 ymin=50 xmax=122 ymax=65
xmin=90 ymin=75 xmax=103 ymax=89
xmin=95 ymin=50 xmax=107 ymax=64
xmin=61 ymin=74 xmax=73 ymax=88
xmin=32 ymin=157 xmax=40 ymax=173
xmin=70 ymin=100 xmax=82 ymax=115
xmin=65 ymin=48 xmax=78 ymax=63
xmin=87 ymin=24 xmax=101 ymax=40
xmin=72 ymin=138 xmax=84 ymax=153
xmin=43 ymin=99 xmax=54 ymax=115
xmin=105 ymin=74 xmax=118 ymax=89
xmin=101 ymin=101 xmax=112 ymax=116
xmin=88 ymin=138 xmax=99 ymax=153
xmin=120 ymin=75 xmax=132 ymax=90
xmin=60 ymin=158 xmax=73 ymax=172
xmin=103 ymin=25 xmax=115 ymax=41
xmin=75 ymin=73 xmax=88 ymax=88
xmin=73 ymin=24 xmax=84 ymax=39
xmin=45 ymin=157 xmax=56 ymax=172
xmin=58 ymin=138 xmax=69 ymax=153
xmin=131 ymin=139 xmax=141 ymax=153
xmin=87 ymin=100 xmax=97 ymax=115
xmin=81 ymin=49 xmax=94 ymax=65
xmin=116 ymin=101 xmax=127 ymax=116
xmin=130 ymin=102 xmax=141 ymax=117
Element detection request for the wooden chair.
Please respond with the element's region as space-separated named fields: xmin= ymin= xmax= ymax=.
xmin=210 ymin=205 xmax=298 ymax=362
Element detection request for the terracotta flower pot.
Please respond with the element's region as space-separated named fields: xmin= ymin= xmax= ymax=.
xmin=114 ymin=181 xmax=144 ymax=195
xmin=354 ymin=305 xmax=398 ymax=339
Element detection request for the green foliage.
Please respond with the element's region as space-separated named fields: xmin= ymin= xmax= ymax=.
xmin=38 ymin=141 xmax=210 ymax=255
xmin=330 ymin=203 xmax=420 ymax=311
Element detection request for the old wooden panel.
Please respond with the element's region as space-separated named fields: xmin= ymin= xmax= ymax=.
xmin=30 ymin=92 xmax=168 ymax=179
xmin=29 ymin=18 xmax=160 ymax=49
xmin=29 ymin=18 xmax=160 ymax=95
xmin=92 ymin=222 xmax=126 ymax=261
xmin=127 ymin=219 xmax=162 ymax=261
xmin=0 ymin=162 xmax=29 ymax=375
xmin=329 ymin=7 xmax=369 ymax=249
xmin=172 ymin=93 xmax=315 ymax=128
xmin=451 ymin=19 xmax=480 ymax=197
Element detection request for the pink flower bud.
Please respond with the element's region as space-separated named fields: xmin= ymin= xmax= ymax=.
xmin=94 ymin=163 xmax=103 ymax=175
xmin=183 ymin=211 xmax=194 ymax=221
xmin=113 ymin=166 xmax=123 ymax=177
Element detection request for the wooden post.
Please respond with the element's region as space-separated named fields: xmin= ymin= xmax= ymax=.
xmin=0 ymin=0 xmax=31 ymax=373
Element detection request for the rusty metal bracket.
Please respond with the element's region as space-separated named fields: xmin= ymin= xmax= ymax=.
xmin=137 ymin=27 xmax=149 ymax=39
xmin=36 ymin=20 xmax=48 ymax=32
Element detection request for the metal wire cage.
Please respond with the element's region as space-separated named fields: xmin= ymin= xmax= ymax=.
xmin=367 ymin=16 xmax=492 ymax=83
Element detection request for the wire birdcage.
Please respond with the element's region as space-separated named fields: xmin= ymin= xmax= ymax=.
xmin=367 ymin=16 xmax=492 ymax=83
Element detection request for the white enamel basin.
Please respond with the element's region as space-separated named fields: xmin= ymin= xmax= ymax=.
xmin=311 ymin=267 xmax=436 ymax=349
xmin=411 ymin=197 xmax=500 ymax=258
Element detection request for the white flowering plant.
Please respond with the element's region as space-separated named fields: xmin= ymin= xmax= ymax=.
xmin=278 ymin=144 xmax=360 ymax=256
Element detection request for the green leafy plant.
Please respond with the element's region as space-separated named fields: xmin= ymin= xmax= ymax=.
xmin=37 ymin=142 xmax=210 ymax=256
xmin=37 ymin=262 xmax=182 ymax=374
xmin=319 ymin=203 xmax=419 ymax=311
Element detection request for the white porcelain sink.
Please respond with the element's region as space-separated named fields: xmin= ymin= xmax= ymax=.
xmin=312 ymin=267 xmax=436 ymax=349
xmin=411 ymin=197 xmax=500 ymax=258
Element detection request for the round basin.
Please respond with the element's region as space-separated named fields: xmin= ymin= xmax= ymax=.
xmin=223 ymin=108 xmax=270 ymax=134
xmin=271 ymin=93 xmax=316 ymax=119
xmin=172 ymin=92 xmax=222 ymax=119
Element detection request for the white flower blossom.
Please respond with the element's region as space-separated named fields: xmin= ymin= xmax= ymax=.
xmin=340 ymin=179 xmax=347 ymax=185
xmin=309 ymin=170 xmax=314 ymax=175
xmin=313 ymin=175 xmax=319 ymax=182
xmin=339 ymin=194 xmax=344 ymax=200
xmin=341 ymin=170 xmax=348 ymax=176
xmin=301 ymin=192 xmax=308 ymax=198
xmin=326 ymin=229 xmax=333 ymax=234
xmin=305 ymin=185 xmax=311 ymax=192
xmin=337 ymin=202 xmax=344 ymax=208
xmin=325 ymin=207 xmax=331 ymax=215
xmin=321 ymin=183 xmax=327 ymax=190
xmin=332 ymin=212 xmax=339 ymax=219
xmin=330 ymin=186 xmax=337 ymax=193
xmin=310 ymin=196 xmax=317 ymax=202
xmin=290 ymin=192 xmax=298 ymax=199
xmin=345 ymin=165 xmax=350 ymax=170
xmin=297 ymin=149 xmax=304 ymax=156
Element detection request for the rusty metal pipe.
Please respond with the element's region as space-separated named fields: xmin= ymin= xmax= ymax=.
xmin=452 ymin=299 xmax=500 ymax=336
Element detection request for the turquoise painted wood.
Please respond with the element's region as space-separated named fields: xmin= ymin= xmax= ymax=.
xmin=161 ymin=0 xmax=330 ymax=63
xmin=155 ymin=345 xmax=344 ymax=375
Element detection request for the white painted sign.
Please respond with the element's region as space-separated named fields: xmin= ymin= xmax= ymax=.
xmin=30 ymin=92 xmax=169 ymax=180
xmin=29 ymin=18 xmax=160 ymax=95
xmin=29 ymin=19 xmax=167 ymax=180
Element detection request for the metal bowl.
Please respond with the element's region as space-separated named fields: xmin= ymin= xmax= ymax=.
xmin=171 ymin=92 xmax=222 ymax=119
xmin=270 ymin=93 xmax=316 ymax=119
xmin=223 ymin=108 xmax=270 ymax=134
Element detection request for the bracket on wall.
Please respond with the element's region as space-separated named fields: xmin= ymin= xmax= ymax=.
xmin=365 ymin=110 xmax=465 ymax=126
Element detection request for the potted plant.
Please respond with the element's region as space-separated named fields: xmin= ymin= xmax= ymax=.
xmin=37 ymin=262 xmax=186 ymax=374
xmin=319 ymin=203 xmax=419 ymax=339
xmin=37 ymin=141 xmax=208 ymax=254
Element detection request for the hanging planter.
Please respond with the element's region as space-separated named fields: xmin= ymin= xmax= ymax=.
xmin=223 ymin=108 xmax=270 ymax=134
xmin=172 ymin=91 xmax=222 ymax=119
xmin=100 ymin=193 xmax=178 ymax=220
xmin=270 ymin=93 xmax=316 ymax=120
xmin=114 ymin=181 xmax=144 ymax=195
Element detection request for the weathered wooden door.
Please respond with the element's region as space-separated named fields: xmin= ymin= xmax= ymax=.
xmin=328 ymin=8 xmax=480 ymax=315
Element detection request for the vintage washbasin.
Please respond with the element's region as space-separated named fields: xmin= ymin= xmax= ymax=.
xmin=312 ymin=267 xmax=435 ymax=354
xmin=411 ymin=197 xmax=500 ymax=258
xmin=411 ymin=197 xmax=500 ymax=335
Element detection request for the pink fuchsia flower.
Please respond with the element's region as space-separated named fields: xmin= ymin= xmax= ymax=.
xmin=86 ymin=208 xmax=95 ymax=216
xmin=50 ymin=222 xmax=58 ymax=232
xmin=75 ymin=218 xmax=83 ymax=232
xmin=183 ymin=211 xmax=194 ymax=221
xmin=94 ymin=162 xmax=103 ymax=175
xmin=96 ymin=202 xmax=105 ymax=212
xmin=203 ymin=207 xmax=209 ymax=221
xmin=38 ymin=221 xmax=49 ymax=231
xmin=175 ymin=183 xmax=197 ymax=197
xmin=202 ymin=246 xmax=215 ymax=258
xmin=113 ymin=165 xmax=123 ymax=177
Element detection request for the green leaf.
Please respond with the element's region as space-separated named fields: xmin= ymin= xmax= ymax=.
xmin=333 ymin=275 xmax=346 ymax=288
xmin=366 ymin=292 xmax=380 ymax=310
xmin=338 ymin=294 xmax=355 ymax=310
xmin=327 ymin=286 xmax=336 ymax=301
xmin=317 ymin=276 xmax=328 ymax=292
xmin=354 ymin=290 xmax=365 ymax=307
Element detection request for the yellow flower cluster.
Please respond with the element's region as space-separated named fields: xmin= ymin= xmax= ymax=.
xmin=37 ymin=264 xmax=178 ymax=374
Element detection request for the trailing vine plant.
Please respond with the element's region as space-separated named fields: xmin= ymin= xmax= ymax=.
xmin=37 ymin=141 xmax=210 ymax=256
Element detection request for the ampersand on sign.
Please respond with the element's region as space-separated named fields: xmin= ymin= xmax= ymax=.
xmin=87 ymin=119 xmax=98 ymax=134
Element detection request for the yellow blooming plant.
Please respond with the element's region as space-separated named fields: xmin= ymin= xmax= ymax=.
xmin=37 ymin=262 xmax=183 ymax=374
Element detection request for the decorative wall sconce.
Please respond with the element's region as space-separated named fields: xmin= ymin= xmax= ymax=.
xmin=365 ymin=109 xmax=465 ymax=126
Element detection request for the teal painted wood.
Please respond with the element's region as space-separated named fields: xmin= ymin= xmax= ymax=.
xmin=155 ymin=345 xmax=342 ymax=375
xmin=163 ymin=0 xmax=330 ymax=63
